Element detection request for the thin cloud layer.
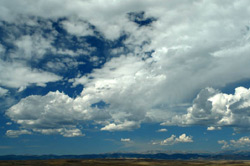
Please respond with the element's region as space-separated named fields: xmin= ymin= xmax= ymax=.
xmin=6 ymin=129 xmax=32 ymax=138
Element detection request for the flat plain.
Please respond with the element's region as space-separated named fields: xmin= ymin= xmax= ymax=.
xmin=0 ymin=159 xmax=250 ymax=166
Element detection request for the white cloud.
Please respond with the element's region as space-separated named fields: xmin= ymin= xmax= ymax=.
xmin=66 ymin=1 xmax=250 ymax=132
xmin=33 ymin=128 xmax=84 ymax=137
xmin=0 ymin=60 xmax=62 ymax=89
xmin=207 ymin=126 xmax=222 ymax=131
xmin=45 ymin=57 xmax=82 ymax=72
xmin=101 ymin=121 xmax=140 ymax=132
xmin=5 ymin=90 xmax=110 ymax=137
xmin=74 ymin=55 xmax=167 ymax=130
xmin=121 ymin=138 xmax=131 ymax=142
xmin=61 ymin=19 xmax=94 ymax=37
xmin=153 ymin=133 xmax=193 ymax=146
xmin=176 ymin=134 xmax=193 ymax=143
xmin=110 ymin=47 xmax=125 ymax=56
xmin=6 ymin=129 xmax=32 ymax=138
xmin=218 ymin=140 xmax=229 ymax=149
xmin=13 ymin=34 xmax=53 ymax=61
xmin=218 ymin=136 xmax=250 ymax=149
xmin=6 ymin=122 xmax=12 ymax=125
xmin=157 ymin=128 xmax=167 ymax=132
xmin=0 ymin=87 xmax=8 ymax=97
xmin=3 ymin=0 xmax=250 ymax=135
xmin=166 ymin=87 xmax=250 ymax=132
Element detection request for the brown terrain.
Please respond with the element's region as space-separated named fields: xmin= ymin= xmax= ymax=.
xmin=0 ymin=159 xmax=250 ymax=166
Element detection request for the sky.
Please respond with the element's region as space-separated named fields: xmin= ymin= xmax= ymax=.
xmin=1 ymin=0 xmax=250 ymax=155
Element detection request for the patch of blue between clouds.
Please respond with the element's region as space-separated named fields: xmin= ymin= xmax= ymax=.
xmin=221 ymin=78 xmax=250 ymax=94
xmin=91 ymin=101 xmax=110 ymax=109
xmin=0 ymin=17 xmax=135 ymax=99
xmin=127 ymin=11 xmax=157 ymax=27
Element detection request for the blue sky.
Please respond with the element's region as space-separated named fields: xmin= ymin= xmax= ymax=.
xmin=1 ymin=0 xmax=250 ymax=155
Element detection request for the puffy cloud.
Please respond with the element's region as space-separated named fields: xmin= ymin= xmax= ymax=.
xmin=166 ymin=87 xmax=250 ymax=132
xmin=74 ymin=55 xmax=167 ymax=130
xmin=101 ymin=121 xmax=140 ymax=132
xmin=176 ymin=134 xmax=193 ymax=143
xmin=121 ymin=138 xmax=131 ymax=142
xmin=5 ymin=91 xmax=110 ymax=137
xmin=67 ymin=1 xmax=250 ymax=132
xmin=6 ymin=129 xmax=32 ymax=138
xmin=3 ymin=0 xmax=250 ymax=136
xmin=153 ymin=134 xmax=193 ymax=146
xmin=156 ymin=128 xmax=168 ymax=132
xmin=0 ymin=60 xmax=62 ymax=89
xmin=218 ymin=136 xmax=250 ymax=149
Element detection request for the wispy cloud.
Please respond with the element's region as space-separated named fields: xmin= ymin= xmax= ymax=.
xmin=121 ymin=138 xmax=131 ymax=142
xmin=156 ymin=128 xmax=168 ymax=132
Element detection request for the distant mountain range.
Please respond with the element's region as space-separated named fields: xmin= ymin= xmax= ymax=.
xmin=1 ymin=151 xmax=250 ymax=160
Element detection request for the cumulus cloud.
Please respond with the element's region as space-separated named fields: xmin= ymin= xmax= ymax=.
xmin=67 ymin=1 xmax=250 ymax=132
xmin=3 ymin=0 xmax=250 ymax=136
xmin=165 ymin=87 xmax=250 ymax=132
xmin=0 ymin=60 xmax=62 ymax=89
xmin=5 ymin=91 xmax=110 ymax=137
xmin=218 ymin=136 xmax=250 ymax=149
xmin=101 ymin=121 xmax=140 ymax=131
xmin=153 ymin=134 xmax=193 ymax=146
xmin=74 ymin=55 xmax=167 ymax=130
xmin=6 ymin=129 xmax=32 ymax=138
